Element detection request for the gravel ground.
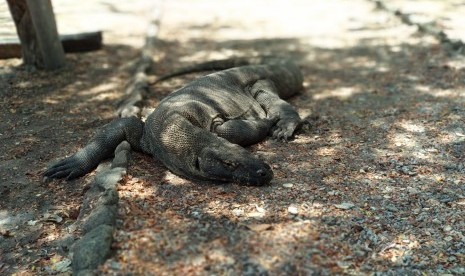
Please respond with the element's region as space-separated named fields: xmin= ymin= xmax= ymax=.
xmin=1 ymin=0 xmax=465 ymax=274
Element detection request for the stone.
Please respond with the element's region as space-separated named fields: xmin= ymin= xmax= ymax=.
xmin=334 ymin=202 xmax=355 ymax=210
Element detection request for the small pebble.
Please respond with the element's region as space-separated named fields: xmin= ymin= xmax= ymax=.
xmin=385 ymin=205 xmax=399 ymax=212
xmin=110 ymin=261 xmax=121 ymax=270
xmin=336 ymin=261 xmax=352 ymax=269
xmin=288 ymin=206 xmax=299 ymax=215
xmin=334 ymin=202 xmax=355 ymax=210
xmin=444 ymin=225 xmax=452 ymax=232
xmin=427 ymin=198 xmax=440 ymax=206
xmin=247 ymin=212 xmax=265 ymax=218
xmin=445 ymin=236 xmax=453 ymax=242
xmin=255 ymin=204 xmax=265 ymax=213
xmin=407 ymin=187 xmax=420 ymax=194
xmin=232 ymin=208 xmax=244 ymax=217
xmin=327 ymin=190 xmax=337 ymax=196
xmin=282 ymin=183 xmax=294 ymax=188
xmin=382 ymin=186 xmax=393 ymax=193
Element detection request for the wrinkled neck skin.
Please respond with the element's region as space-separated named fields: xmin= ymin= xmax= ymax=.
xmin=195 ymin=138 xmax=273 ymax=186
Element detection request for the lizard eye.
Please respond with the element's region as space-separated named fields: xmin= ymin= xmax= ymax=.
xmin=195 ymin=158 xmax=201 ymax=170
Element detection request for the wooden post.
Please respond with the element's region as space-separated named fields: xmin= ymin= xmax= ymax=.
xmin=6 ymin=0 xmax=65 ymax=70
xmin=25 ymin=0 xmax=66 ymax=70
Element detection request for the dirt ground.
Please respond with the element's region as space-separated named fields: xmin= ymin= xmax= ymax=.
xmin=1 ymin=0 xmax=465 ymax=275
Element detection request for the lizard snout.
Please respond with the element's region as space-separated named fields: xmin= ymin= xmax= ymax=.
xmin=251 ymin=166 xmax=273 ymax=186
xmin=198 ymin=142 xmax=273 ymax=185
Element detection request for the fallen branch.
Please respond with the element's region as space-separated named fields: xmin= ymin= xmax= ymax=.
xmin=370 ymin=0 xmax=465 ymax=55
xmin=117 ymin=7 xmax=162 ymax=118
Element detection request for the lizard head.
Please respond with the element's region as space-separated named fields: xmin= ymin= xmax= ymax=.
xmin=197 ymin=142 xmax=273 ymax=185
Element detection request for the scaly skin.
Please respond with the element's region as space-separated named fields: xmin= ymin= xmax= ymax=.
xmin=44 ymin=58 xmax=303 ymax=185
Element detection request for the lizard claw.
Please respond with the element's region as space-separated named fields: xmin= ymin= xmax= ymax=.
xmin=44 ymin=155 xmax=88 ymax=180
xmin=271 ymin=117 xmax=301 ymax=141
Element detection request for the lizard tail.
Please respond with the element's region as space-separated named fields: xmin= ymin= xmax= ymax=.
xmin=150 ymin=56 xmax=284 ymax=85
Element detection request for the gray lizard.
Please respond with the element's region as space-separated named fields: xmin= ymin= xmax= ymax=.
xmin=44 ymin=57 xmax=303 ymax=185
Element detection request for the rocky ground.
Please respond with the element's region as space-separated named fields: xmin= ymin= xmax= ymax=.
xmin=1 ymin=0 xmax=465 ymax=275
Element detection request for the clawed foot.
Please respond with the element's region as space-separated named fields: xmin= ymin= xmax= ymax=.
xmin=43 ymin=155 xmax=88 ymax=180
xmin=271 ymin=117 xmax=302 ymax=141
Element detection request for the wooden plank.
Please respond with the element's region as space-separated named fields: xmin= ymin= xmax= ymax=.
xmin=0 ymin=31 xmax=103 ymax=59
xmin=61 ymin=31 xmax=102 ymax=53
xmin=25 ymin=0 xmax=66 ymax=70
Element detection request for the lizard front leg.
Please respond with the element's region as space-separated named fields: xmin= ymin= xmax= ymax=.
xmin=251 ymin=79 xmax=302 ymax=141
xmin=44 ymin=116 xmax=145 ymax=180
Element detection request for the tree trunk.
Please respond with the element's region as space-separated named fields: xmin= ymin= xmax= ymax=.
xmin=25 ymin=0 xmax=66 ymax=70
xmin=6 ymin=0 xmax=66 ymax=70
xmin=6 ymin=0 xmax=43 ymax=67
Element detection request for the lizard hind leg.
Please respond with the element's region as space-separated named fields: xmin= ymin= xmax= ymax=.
xmin=251 ymin=79 xmax=302 ymax=141
xmin=44 ymin=116 xmax=145 ymax=180
xmin=212 ymin=116 xmax=277 ymax=146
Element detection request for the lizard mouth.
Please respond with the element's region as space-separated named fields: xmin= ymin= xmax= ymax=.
xmin=234 ymin=163 xmax=273 ymax=186
xmin=197 ymin=146 xmax=273 ymax=185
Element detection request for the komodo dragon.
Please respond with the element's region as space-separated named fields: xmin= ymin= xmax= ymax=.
xmin=44 ymin=57 xmax=303 ymax=185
